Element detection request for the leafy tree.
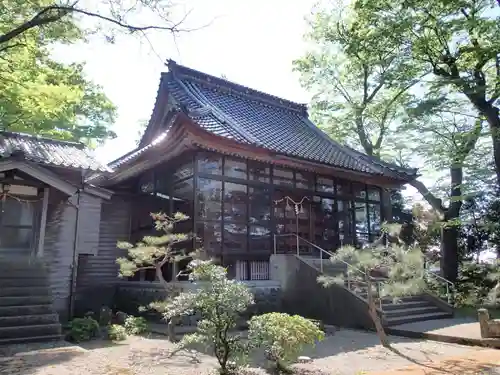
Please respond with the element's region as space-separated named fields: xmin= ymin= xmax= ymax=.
xmin=0 ymin=46 xmax=117 ymax=144
xmin=319 ymin=225 xmax=427 ymax=347
xmin=165 ymin=261 xmax=254 ymax=375
xmin=351 ymin=0 xmax=500 ymax=189
xmin=294 ymin=1 xmax=421 ymax=160
xmin=116 ymin=211 xmax=192 ymax=341
xmin=0 ymin=0 xmax=193 ymax=143
xmin=248 ymin=313 xmax=324 ymax=374
xmin=295 ymin=1 xmax=489 ymax=280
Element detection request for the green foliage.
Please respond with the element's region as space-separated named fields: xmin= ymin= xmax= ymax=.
xmin=107 ymin=324 xmax=128 ymax=341
xmin=124 ymin=316 xmax=149 ymax=335
xmin=294 ymin=0 xmax=419 ymax=160
xmin=66 ymin=317 xmax=100 ymax=343
xmin=452 ymin=261 xmax=500 ymax=307
xmin=166 ymin=260 xmax=254 ymax=375
xmin=117 ymin=212 xmax=191 ymax=280
xmin=248 ymin=313 xmax=325 ymax=373
xmin=0 ymin=0 xmax=190 ymax=144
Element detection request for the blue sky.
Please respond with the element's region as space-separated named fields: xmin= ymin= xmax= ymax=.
xmin=54 ymin=0 xmax=317 ymax=162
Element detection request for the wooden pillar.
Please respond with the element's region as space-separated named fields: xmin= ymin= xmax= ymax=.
xmin=37 ymin=187 xmax=50 ymax=257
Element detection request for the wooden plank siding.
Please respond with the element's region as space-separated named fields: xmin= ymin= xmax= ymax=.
xmin=74 ymin=195 xmax=131 ymax=315
xmin=42 ymin=189 xmax=78 ymax=321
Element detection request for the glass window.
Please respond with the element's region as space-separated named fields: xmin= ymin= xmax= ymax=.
xmin=223 ymin=223 xmax=247 ymax=252
xmin=316 ymin=176 xmax=334 ymax=193
xmin=337 ymin=180 xmax=350 ymax=195
xmin=355 ymin=202 xmax=368 ymax=232
xmin=337 ymin=200 xmax=352 ymax=234
xmin=0 ymin=227 xmax=32 ymax=249
xmin=197 ymin=178 xmax=222 ymax=220
xmin=249 ymin=226 xmax=271 ymax=252
xmin=223 ymin=183 xmax=247 ymax=222
xmin=273 ymin=167 xmax=294 ymax=186
xmin=249 ymin=161 xmax=270 ymax=182
xmin=224 ymin=158 xmax=247 ymax=179
xmin=296 ymin=171 xmax=314 ymax=189
xmin=172 ymin=161 xmax=194 ymax=181
xmin=368 ymin=204 xmax=381 ymax=232
xmin=0 ymin=198 xmax=35 ymax=252
xmin=196 ymin=222 xmax=222 ymax=252
xmin=197 ymin=152 xmax=222 ymax=175
xmin=139 ymin=172 xmax=154 ymax=193
xmin=368 ymin=187 xmax=381 ymax=201
xmin=2 ymin=199 xmax=34 ymax=226
xmin=249 ymin=187 xmax=271 ymax=223
xmin=172 ymin=178 xmax=193 ymax=200
xmin=353 ymin=183 xmax=367 ymax=199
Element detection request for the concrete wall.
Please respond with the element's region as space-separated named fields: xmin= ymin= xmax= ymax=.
xmin=270 ymin=254 xmax=374 ymax=329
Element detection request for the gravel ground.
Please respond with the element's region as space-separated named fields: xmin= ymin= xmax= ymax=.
xmin=0 ymin=329 xmax=491 ymax=375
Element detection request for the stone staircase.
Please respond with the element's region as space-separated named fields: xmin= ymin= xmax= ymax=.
xmin=0 ymin=258 xmax=62 ymax=344
xmin=300 ymin=256 xmax=454 ymax=326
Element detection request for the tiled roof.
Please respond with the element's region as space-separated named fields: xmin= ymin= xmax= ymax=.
xmin=0 ymin=132 xmax=110 ymax=172
xmin=164 ymin=60 xmax=416 ymax=179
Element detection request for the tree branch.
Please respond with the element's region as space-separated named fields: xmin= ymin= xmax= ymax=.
xmin=0 ymin=4 xmax=196 ymax=48
xmin=409 ymin=179 xmax=446 ymax=214
xmin=489 ymin=54 xmax=500 ymax=104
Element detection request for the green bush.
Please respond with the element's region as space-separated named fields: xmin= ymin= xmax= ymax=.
xmin=124 ymin=316 xmax=149 ymax=335
xmin=107 ymin=324 xmax=127 ymax=341
xmin=66 ymin=317 xmax=100 ymax=342
xmin=248 ymin=313 xmax=325 ymax=373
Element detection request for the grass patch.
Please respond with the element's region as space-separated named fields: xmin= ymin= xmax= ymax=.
xmin=455 ymin=306 xmax=500 ymax=320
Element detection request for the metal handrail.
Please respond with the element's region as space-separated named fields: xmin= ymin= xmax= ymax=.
xmin=274 ymin=233 xmax=386 ymax=308
xmin=423 ymin=268 xmax=455 ymax=304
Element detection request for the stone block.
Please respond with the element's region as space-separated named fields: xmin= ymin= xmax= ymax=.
xmin=478 ymin=308 xmax=500 ymax=338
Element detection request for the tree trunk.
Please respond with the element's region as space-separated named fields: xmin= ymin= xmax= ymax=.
xmin=366 ymin=277 xmax=390 ymax=347
xmin=439 ymin=166 xmax=463 ymax=283
xmin=440 ymin=223 xmax=459 ymax=282
xmin=156 ymin=264 xmax=177 ymax=342
xmin=468 ymin=97 xmax=500 ymax=188
xmin=484 ymin=108 xmax=500 ymax=188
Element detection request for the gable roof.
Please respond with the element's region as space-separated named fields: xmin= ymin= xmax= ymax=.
xmin=0 ymin=131 xmax=111 ymax=172
xmin=108 ymin=61 xmax=417 ymax=181
xmin=164 ymin=61 xmax=416 ymax=179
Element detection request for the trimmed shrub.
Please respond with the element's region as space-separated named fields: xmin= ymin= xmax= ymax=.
xmin=66 ymin=317 xmax=100 ymax=342
xmin=107 ymin=324 xmax=127 ymax=341
xmin=124 ymin=316 xmax=149 ymax=335
xmin=248 ymin=313 xmax=324 ymax=373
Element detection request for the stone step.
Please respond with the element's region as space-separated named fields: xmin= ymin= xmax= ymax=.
xmin=0 ymin=334 xmax=62 ymax=346
xmin=0 ymin=314 xmax=59 ymax=328
xmin=0 ymin=287 xmax=50 ymax=297
xmin=380 ymin=300 xmax=432 ymax=311
xmin=0 ymin=277 xmax=49 ymax=287
xmin=0 ymin=271 xmax=48 ymax=279
xmin=383 ymin=305 xmax=442 ymax=318
xmin=385 ymin=311 xmax=453 ymax=326
xmin=0 ymin=323 xmax=61 ymax=340
xmin=0 ymin=304 xmax=53 ymax=317
xmin=0 ymin=296 xmax=52 ymax=307
xmin=357 ymin=294 xmax=425 ymax=303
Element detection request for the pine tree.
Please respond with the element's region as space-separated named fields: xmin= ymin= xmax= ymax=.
xmin=116 ymin=211 xmax=192 ymax=341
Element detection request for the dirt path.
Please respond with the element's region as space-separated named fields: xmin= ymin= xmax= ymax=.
xmin=368 ymin=348 xmax=500 ymax=375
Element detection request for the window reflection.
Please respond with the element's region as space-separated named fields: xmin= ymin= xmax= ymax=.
xmin=223 ymin=183 xmax=247 ymax=222
xmin=197 ymin=178 xmax=222 ymax=220
xmin=197 ymin=222 xmax=222 ymax=252
xmin=198 ymin=152 xmax=222 ymax=175
xmin=249 ymin=187 xmax=270 ymax=223
xmin=223 ymin=223 xmax=247 ymax=252
xmin=224 ymin=158 xmax=247 ymax=179
xmin=355 ymin=202 xmax=368 ymax=232
xmin=248 ymin=161 xmax=270 ymax=182
xmin=316 ymin=176 xmax=334 ymax=193
xmin=368 ymin=204 xmax=381 ymax=232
